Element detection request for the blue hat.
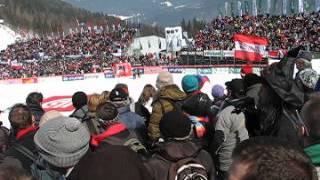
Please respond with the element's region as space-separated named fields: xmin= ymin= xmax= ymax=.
xmin=211 ymin=84 xmax=225 ymax=98
xmin=181 ymin=75 xmax=199 ymax=93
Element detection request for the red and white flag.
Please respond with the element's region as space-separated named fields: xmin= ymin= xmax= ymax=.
xmin=233 ymin=34 xmax=268 ymax=61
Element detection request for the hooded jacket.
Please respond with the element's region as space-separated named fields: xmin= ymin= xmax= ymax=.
xmin=69 ymin=105 xmax=89 ymax=121
xmin=145 ymin=141 xmax=215 ymax=180
xmin=148 ymin=85 xmax=187 ymax=140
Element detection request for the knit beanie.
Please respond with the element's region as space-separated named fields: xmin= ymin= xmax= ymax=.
xmin=39 ymin=110 xmax=63 ymax=127
xmin=211 ymin=84 xmax=225 ymax=98
xmin=299 ymin=69 xmax=319 ymax=89
xmin=96 ymin=102 xmax=119 ymax=124
xmin=34 ymin=117 xmax=90 ymax=168
xmin=72 ymin=92 xmax=88 ymax=109
xmin=241 ymin=65 xmax=253 ymax=76
xmin=196 ymin=75 xmax=210 ymax=90
xmin=156 ymin=71 xmax=174 ymax=89
xmin=160 ymin=110 xmax=191 ymax=140
xmin=182 ymin=75 xmax=199 ymax=93
xmin=227 ymin=79 xmax=245 ymax=95
xmin=109 ymin=88 xmax=129 ymax=102
xmin=296 ymin=51 xmax=313 ymax=69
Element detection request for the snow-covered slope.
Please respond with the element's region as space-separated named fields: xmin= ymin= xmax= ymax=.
xmin=0 ymin=24 xmax=20 ymax=51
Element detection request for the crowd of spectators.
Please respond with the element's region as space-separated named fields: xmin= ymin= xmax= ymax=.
xmin=196 ymin=12 xmax=320 ymax=51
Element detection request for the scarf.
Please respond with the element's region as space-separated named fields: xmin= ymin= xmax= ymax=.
xmin=16 ymin=126 xmax=39 ymax=140
xmin=90 ymin=123 xmax=127 ymax=147
xmin=185 ymin=113 xmax=209 ymax=138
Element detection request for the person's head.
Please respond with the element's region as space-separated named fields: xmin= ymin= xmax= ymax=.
xmin=39 ymin=110 xmax=63 ymax=127
xmin=8 ymin=104 xmax=33 ymax=131
xmin=114 ymin=83 xmax=129 ymax=94
xmin=109 ymin=87 xmax=129 ymax=102
xmin=26 ymin=92 xmax=43 ymax=107
xmin=88 ymin=94 xmax=106 ymax=112
xmin=243 ymin=73 xmax=262 ymax=91
xmin=101 ymin=91 xmax=110 ymax=102
xmin=159 ymin=110 xmax=192 ymax=140
xmin=229 ymin=137 xmax=316 ymax=180
xmin=72 ymin=91 xmax=88 ymax=109
xmin=34 ymin=116 xmax=90 ymax=168
xmin=298 ymin=69 xmax=319 ymax=91
xmin=295 ymin=51 xmax=312 ymax=71
xmin=96 ymin=102 xmax=119 ymax=128
xmin=181 ymin=75 xmax=199 ymax=94
xmin=301 ymin=99 xmax=320 ymax=143
xmin=138 ymin=84 xmax=156 ymax=105
xmin=0 ymin=165 xmax=32 ymax=180
xmin=211 ymin=84 xmax=225 ymax=99
xmin=225 ymin=79 xmax=245 ymax=99
xmin=156 ymin=71 xmax=174 ymax=90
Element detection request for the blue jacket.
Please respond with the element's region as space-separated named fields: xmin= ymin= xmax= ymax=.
xmin=117 ymin=106 xmax=147 ymax=143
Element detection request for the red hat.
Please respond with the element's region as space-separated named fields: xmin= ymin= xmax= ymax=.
xmin=241 ymin=64 xmax=253 ymax=75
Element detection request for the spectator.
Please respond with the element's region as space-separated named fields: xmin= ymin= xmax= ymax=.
xmin=90 ymin=102 xmax=147 ymax=155
xmin=69 ymin=91 xmax=89 ymax=121
xmin=0 ymin=165 xmax=32 ymax=180
xmin=0 ymin=122 xmax=9 ymax=158
xmin=148 ymin=71 xmax=187 ymax=141
xmin=86 ymin=93 xmax=106 ymax=134
xmin=109 ymin=87 xmax=147 ymax=143
xmin=210 ymin=79 xmax=249 ymax=179
xmin=33 ymin=116 xmax=90 ymax=179
xmin=229 ymin=137 xmax=316 ymax=180
xmin=3 ymin=104 xmax=38 ymax=172
xmin=301 ymin=99 xmax=320 ymax=177
xmin=68 ymin=146 xmax=152 ymax=180
xmin=145 ymin=110 xmax=216 ymax=180
xmin=136 ymin=84 xmax=156 ymax=125
xmin=25 ymin=92 xmax=44 ymax=125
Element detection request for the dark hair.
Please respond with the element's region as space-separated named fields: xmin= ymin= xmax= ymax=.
xmin=243 ymin=73 xmax=262 ymax=91
xmin=96 ymin=102 xmax=118 ymax=122
xmin=8 ymin=104 xmax=33 ymax=131
xmin=26 ymin=92 xmax=43 ymax=106
xmin=0 ymin=165 xmax=32 ymax=180
xmin=302 ymin=99 xmax=320 ymax=140
xmin=114 ymin=83 xmax=128 ymax=92
xmin=72 ymin=91 xmax=88 ymax=109
xmin=138 ymin=84 xmax=156 ymax=105
xmin=230 ymin=137 xmax=317 ymax=180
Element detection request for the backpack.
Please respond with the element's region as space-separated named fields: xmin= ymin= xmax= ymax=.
xmin=123 ymin=137 xmax=148 ymax=154
xmin=13 ymin=144 xmax=65 ymax=180
xmin=168 ymin=157 xmax=208 ymax=180
xmin=159 ymin=98 xmax=185 ymax=115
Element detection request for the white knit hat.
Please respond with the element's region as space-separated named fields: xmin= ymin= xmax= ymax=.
xmin=156 ymin=71 xmax=174 ymax=89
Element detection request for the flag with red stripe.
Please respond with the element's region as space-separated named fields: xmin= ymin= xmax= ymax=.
xmin=233 ymin=34 xmax=268 ymax=61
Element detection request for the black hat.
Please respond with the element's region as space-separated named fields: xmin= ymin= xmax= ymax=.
xmin=159 ymin=110 xmax=191 ymax=140
xmin=227 ymin=79 xmax=245 ymax=95
xmin=96 ymin=102 xmax=119 ymax=122
xmin=110 ymin=88 xmax=129 ymax=102
xmin=72 ymin=91 xmax=88 ymax=109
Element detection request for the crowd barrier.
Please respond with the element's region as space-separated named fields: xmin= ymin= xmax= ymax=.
xmin=3 ymin=61 xmax=320 ymax=85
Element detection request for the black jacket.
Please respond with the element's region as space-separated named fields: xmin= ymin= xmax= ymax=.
xmin=145 ymin=141 xmax=216 ymax=180
xmin=28 ymin=104 xmax=45 ymax=125
xmin=3 ymin=128 xmax=38 ymax=173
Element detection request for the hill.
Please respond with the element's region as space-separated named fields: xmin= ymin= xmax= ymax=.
xmin=0 ymin=0 xmax=117 ymax=34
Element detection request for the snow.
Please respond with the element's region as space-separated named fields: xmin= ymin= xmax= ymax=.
xmin=161 ymin=1 xmax=173 ymax=7
xmin=174 ymin=5 xmax=187 ymax=10
xmin=0 ymin=24 xmax=20 ymax=51
xmin=0 ymin=73 xmax=240 ymax=128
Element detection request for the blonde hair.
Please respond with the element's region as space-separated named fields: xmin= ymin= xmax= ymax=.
xmin=88 ymin=93 xmax=106 ymax=112
xmin=138 ymin=84 xmax=156 ymax=105
xmin=101 ymin=91 xmax=110 ymax=102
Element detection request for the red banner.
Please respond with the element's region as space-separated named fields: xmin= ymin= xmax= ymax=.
xmin=233 ymin=34 xmax=268 ymax=61
xmin=42 ymin=96 xmax=74 ymax=112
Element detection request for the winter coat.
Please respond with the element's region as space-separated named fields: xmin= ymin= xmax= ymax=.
xmin=69 ymin=105 xmax=89 ymax=121
xmin=145 ymin=140 xmax=216 ymax=180
xmin=134 ymin=102 xmax=151 ymax=125
xmin=246 ymin=83 xmax=262 ymax=106
xmin=28 ymin=104 xmax=44 ymax=125
xmin=182 ymin=92 xmax=215 ymax=149
xmin=212 ymin=105 xmax=249 ymax=172
xmin=304 ymin=143 xmax=320 ymax=178
xmin=148 ymin=85 xmax=187 ymax=140
xmin=68 ymin=146 xmax=152 ymax=180
xmin=3 ymin=126 xmax=38 ymax=173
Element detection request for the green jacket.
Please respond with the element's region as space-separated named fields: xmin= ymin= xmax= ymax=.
xmin=148 ymin=84 xmax=186 ymax=140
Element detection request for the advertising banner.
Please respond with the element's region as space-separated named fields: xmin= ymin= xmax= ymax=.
xmin=22 ymin=77 xmax=38 ymax=84
xmin=197 ymin=68 xmax=213 ymax=74
xmin=62 ymin=74 xmax=84 ymax=81
xmin=167 ymin=67 xmax=184 ymax=74
xmin=104 ymin=72 xmax=115 ymax=78
xmin=144 ymin=66 xmax=164 ymax=74
xmin=84 ymin=74 xmax=99 ymax=80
